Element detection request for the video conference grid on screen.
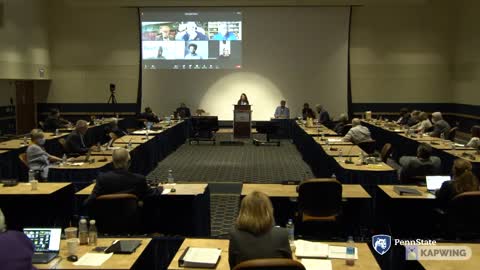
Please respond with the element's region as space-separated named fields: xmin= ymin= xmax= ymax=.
xmin=141 ymin=10 xmax=242 ymax=70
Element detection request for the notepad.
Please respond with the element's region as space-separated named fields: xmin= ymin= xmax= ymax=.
xmin=295 ymin=240 xmax=329 ymax=258
xmin=301 ymin=259 xmax=332 ymax=270
xmin=73 ymin=252 xmax=113 ymax=267
xmin=295 ymin=240 xmax=359 ymax=260
xmin=179 ymin=247 xmax=221 ymax=268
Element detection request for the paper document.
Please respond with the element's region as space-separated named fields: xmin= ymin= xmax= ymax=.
xmin=301 ymin=259 xmax=332 ymax=270
xmin=133 ymin=130 xmax=161 ymax=134
xmin=162 ymin=189 xmax=171 ymax=195
xmin=183 ymin=247 xmax=221 ymax=264
xmin=70 ymin=162 xmax=85 ymax=166
xmin=328 ymin=245 xmax=359 ymax=259
xmin=294 ymin=240 xmax=329 ymax=258
xmin=327 ymin=138 xmax=342 ymax=142
xmin=73 ymin=252 xmax=113 ymax=266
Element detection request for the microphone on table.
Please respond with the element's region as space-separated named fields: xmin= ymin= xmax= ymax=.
xmin=344 ymin=145 xmax=355 ymax=164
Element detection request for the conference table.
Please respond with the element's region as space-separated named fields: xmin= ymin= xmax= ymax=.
xmin=35 ymin=238 xmax=151 ymax=270
xmin=241 ymin=182 xmax=373 ymax=236
xmin=361 ymin=119 xmax=479 ymax=175
xmin=292 ymin=122 xmax=397 ymax=186
xmin=76 ymin=183 xmax=210 ymax=236
xmin=0 ymin=182 xmax=74 ymax=230
xmin=376 ymin=184 xmax=439 ymax=238
xmin=418 ymin=243 xmax=480 ymax=270
xmin=48 ymin=120 xmax=188 ymax=189
xmin=167 ymin=238 xmax=381 ymax=270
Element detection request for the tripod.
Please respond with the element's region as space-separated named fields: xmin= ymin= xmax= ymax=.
xmin=107 ymin=91 xmax=117 ymax=104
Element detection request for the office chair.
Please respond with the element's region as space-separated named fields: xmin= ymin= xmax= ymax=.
xmin=447 ymin=127 xmax=458 ymax=142
xmin=437 ymin=191 xmax=480 ymax=239
xmin=233 ymin=259 xmax=306 ymax=270
xmin=90 ymin=193 xmax=141 ymax=235
xmin=380 ymin=143 xmax=393 ymax=163
xmin=358 ymin=139 xmax=376 ymax=154
xmin=18 ymin=153 xmax=46 ymax=181
xmin=400 ymin=162 xmax=440 ymax=185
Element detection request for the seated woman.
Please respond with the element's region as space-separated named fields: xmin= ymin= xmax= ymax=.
xmin=466 ymin=125 xmax=480 ymax=149
xmin=436 ymin=159 xmax=479 ymax=207
xmin=26 ymin=129 xmax=62 ymax=180
xmin=0 ymin=208 xmax=36 ymax=270
xmin=410 ymin=112 xmax=432 ymax=133
xmin=229 ymin=191 xmax=292 ymax=269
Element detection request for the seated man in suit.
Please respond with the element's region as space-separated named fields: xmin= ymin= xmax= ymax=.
xmin=315 ymin=104 xmax=331 ymax=126
xmin=333 ymin=113 xmax=349 ymax=135
xmin=105 ymin=118 xmax=126 ymax=142
xmin=342 ymin=118 xmax=372 ymax=144
xmin=399 ymin=143 xmax=441 ymax=181
xmin=396 ymin=108 xmax=411 ymax=126
xmin=43 ymin=108 xmax=71 ymax=131
xmin=85 ymin=148 xmax=162 ymax=206
xmin=138 ymin=107 xmax=160 ymax=123
xmin=429 ymin=112 xmax=451 ymax=138
xmin=65 ymin=120 xmax=91 ymax=155
xmin=174 ymin=103 xmax=191 ymax=119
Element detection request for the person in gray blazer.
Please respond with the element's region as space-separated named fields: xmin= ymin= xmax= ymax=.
xmin=399 ymin=143 xmax=441 ymax=181
xmin=229 ymin=191 xmax=292 ymax=269
xmin=429 ymin=112 xmax=451 ymax=138
xmin=26 ymin=129 xmax=62 ymax=180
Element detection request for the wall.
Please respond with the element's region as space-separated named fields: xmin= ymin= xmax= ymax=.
xmin=0 ymin=0 xmax=50 ymax=79
xmin=350 ymin=0 xmax=453 ymax=104
xmin=451 ymin=0 xmax=480 ymax=106
xmin=43 ymin=0 xmax=139 ymax=104
xmin=142 ymin=7 xmax=350 ymax=120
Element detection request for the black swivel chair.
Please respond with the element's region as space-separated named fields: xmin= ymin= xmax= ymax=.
xmin=437 ymin=191 xmax=480 ymax=239
xmin=90 ymin=193 xmax=141 ymax=235
xmin=296 ymin=179 xmax=343 ymax=237
xmin=358 ymin=139 xmax=376 ymax=155
xmin=233 ymin=259 xmax=306 ymax=270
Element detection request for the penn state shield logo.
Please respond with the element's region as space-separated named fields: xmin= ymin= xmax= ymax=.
xmin=372 ymin=234 xmax=391 ymax=255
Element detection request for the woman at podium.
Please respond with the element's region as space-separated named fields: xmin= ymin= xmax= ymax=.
xmin=237 ymin=93 xmax=249 ymax=105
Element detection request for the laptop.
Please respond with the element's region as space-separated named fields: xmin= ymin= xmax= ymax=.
xmin=426 ymin=175 xmax=451 ymax=194
xmin=24 ymin=228 xmax=62 ymax=264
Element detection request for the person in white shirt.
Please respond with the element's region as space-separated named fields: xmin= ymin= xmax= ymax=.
xmin=342 ymin=118 xmax=373 ymax=144
xmin=466 ymin=125 xmax=480 ymax=149
xmin=410 ymin=112 xmax=432 ymax=133
xmin=274 ymin=100 xmax=290 ymax=119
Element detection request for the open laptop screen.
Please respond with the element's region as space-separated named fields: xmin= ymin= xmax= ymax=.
xmin=426 ymin=176 xmax=451 ymax=191
xmin=23 ymin=228 xmax=62 ymax=252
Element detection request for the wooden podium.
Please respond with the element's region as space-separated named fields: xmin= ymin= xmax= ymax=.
xmin=233 ymin=104 xmax=252 ymax=138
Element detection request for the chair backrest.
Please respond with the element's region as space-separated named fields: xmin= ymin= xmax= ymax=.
xmin=58 ymin=138 xmax=68 ymax=153
xmin=446 ymin=191 xmax=480 ymax=235
xmin=18 ymin=153 xmax=28 ymax=167
xmin=90 ymin=193 xmax=140 ymax=235
xmin=358 ymin=139 xmax=376 ymax=154
xmin=340 ymin=124 xmax=352 ymax=136
xmin=380 ymin=143 xmax=393 ymax=163
xmin=447 ymin=127 xmax=458 ymax=141
xmin=297 ymin=179 xmax=342 ymax=217
xmin=233 ymin=258 xmax=306 ymax=270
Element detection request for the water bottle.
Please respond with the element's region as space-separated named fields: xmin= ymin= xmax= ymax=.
xmin=440 ymin=133 xmax=445 ymax=140
xmin=23 ymin=136 xmax=28 ymax=145
xmin=339 ymin=149 xmax=343 ymax=158
xmin=88 ymin=220 xmax=97 ymax=246
xmin=62 ymin=154 xmax=67 ymax=164
xmin=331 ymin=173 xmax=336 ymax=179
xmin=28 ymin=170 xmax=35 ymax=182
xmin=55 ymin=129 xmax=59 ymax=136
xmin=145 ymin=130 xmax=149 ymax=140
xmin=286 ymin=219 xmax=295 ymax=245
xmin=78 ymin=218 xmax=89 ymax=245
xmin=167 ymin=169 xmax=174 ymax=183
xmin=346 ymin=236 xmax=355 ymax=266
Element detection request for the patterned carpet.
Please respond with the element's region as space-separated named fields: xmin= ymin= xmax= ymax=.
xmin=147 ymin=133 xmax=313 ymax=236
